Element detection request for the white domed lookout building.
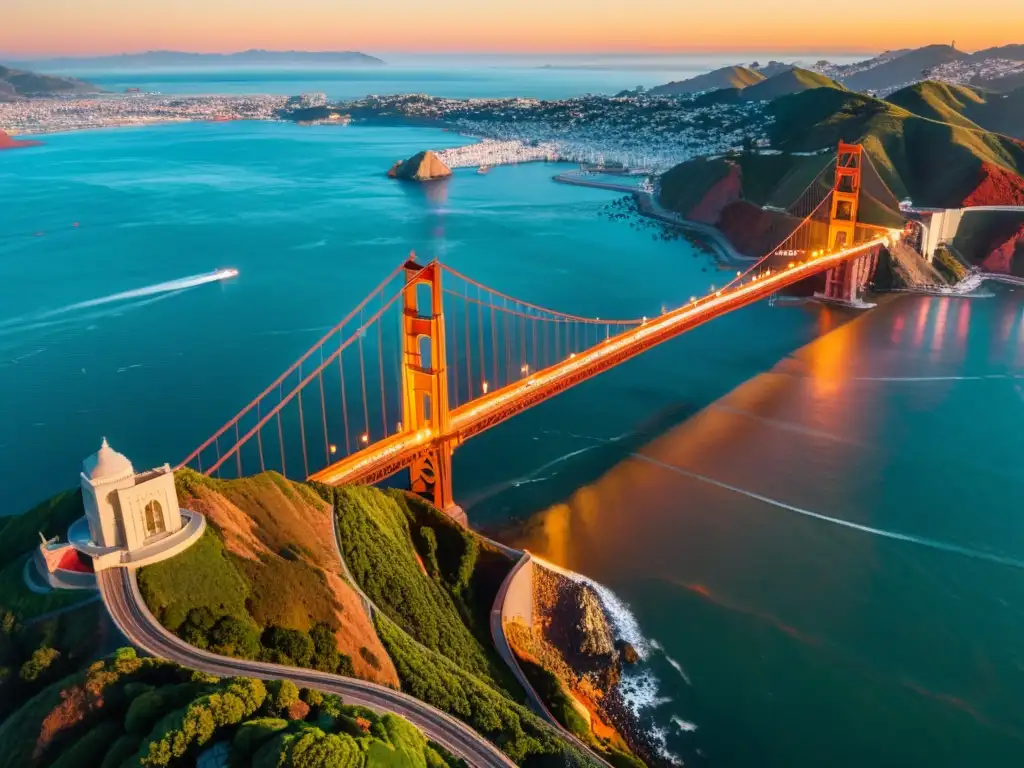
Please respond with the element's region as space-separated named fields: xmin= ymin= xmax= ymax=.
xmin=66 ymin=438 xmax=205 ymax=572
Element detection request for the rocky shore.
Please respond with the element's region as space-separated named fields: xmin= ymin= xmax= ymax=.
xmin=506 ymin=562 xmax=659 ymax=766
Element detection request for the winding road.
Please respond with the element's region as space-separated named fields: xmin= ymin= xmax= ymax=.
xmin=97 ymin=568 xmax=515 ymax=767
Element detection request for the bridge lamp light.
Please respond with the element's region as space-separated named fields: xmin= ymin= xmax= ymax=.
xmin=520 ymin=364 xmax=529 ymax=374
xmin=482 ymin=381 xmax=489 ymax=394
xmin=329 ymin=444 xmax=338 ymax=455
xmin=361 ymin=433 xmax=369 ymax=444
xmin=788 ymin=262 xmax=795 ymax=269
xmin=641 ymin=316 xmax=647 ymax=324
xmin=396 ymin=421 xmax=403 ymax=432
xmin=689 ymin=296 xmax=696 ymax=304
xmin=715 ymin=291 xmax=722 ymax=297
xmin=569 ymin=353 xmax=576 ymax=359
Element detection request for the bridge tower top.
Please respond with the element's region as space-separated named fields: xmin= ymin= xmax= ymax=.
xmin=829 ymin=142 xmax=863 ymax=250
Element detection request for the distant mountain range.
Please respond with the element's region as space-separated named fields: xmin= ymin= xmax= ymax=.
xmin=8 ymin=49 xmax=386 ymax=70
xmin=647 ymin=44 xmax=1024 ymax=100
xmin=0 ymin=64 xmax=97 ymax=100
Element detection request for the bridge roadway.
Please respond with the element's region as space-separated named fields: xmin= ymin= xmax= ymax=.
xmin=97 ymin=568 xmax=516 ymax=767
xmin=309 ymin=233 xmax=891 ymax=487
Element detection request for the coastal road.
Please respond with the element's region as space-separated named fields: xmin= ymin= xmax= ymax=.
xmin=97 ymin=568 xmax=516 ymax=767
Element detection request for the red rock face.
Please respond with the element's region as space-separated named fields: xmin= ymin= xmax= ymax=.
xmin=0 ymin=129 xmax=42 ymax=150
xmin=689 ymin=163 xmax=743 ymax=224
xmin=981 ymin=223 xmax=1024 ymax=274
xmin=960 ymin=162 xmax=1024 ymax=208
xmin=716 ymin=201 xmax=801 ymax=257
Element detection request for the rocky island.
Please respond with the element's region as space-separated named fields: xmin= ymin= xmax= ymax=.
xmin=387 ymin=150 xmax=453 ymax=181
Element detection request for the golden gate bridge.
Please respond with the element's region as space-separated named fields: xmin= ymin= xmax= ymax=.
xmin=178 ymin=142 xmax=900 ymax=516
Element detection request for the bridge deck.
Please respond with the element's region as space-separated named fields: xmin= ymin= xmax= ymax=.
xmin=308 ymin=235 xmax=889 ymax=487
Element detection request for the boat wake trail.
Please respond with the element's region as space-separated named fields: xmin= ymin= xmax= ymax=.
xmin=0 ymin=270 xmax=235 ymax=330
xmin=631 ymin=453 xmax=1024 ymax=571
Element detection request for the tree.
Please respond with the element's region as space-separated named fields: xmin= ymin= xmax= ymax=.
xmin=308 ymin=623 xmax=340 ymax=673
xmin=209 ymin=616 xmax=261 ymax=659
xmin=262 ymin=626 xmax=314 ymax=668
xmin=19 ymin=646 xmax=60 ymax=683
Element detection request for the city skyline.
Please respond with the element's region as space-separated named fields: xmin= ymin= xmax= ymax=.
xmin=4 ymin=0 xmax=1023 ymax=58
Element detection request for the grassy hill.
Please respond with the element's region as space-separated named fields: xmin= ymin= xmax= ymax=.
xmin=0 ymin=649 xmax=464 ymax=768
xmin=0 ymin=64 xmax=96 ymax=98
xmin=648 ymin=65 xmax=765 ymax=96
xmin=137 ymin=475 xmax=595 ymax=766
xmin=766 ymin=87 xmax=1024 ymax=207
xmin=741 ymin=67 xmax=845 ymax=101
xmin=886 ymin=80 xmax=1024 ymax=138
xmin=138 ymin=471 xmax=398 ymax=686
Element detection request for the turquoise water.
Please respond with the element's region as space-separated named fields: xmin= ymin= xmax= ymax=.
xmin=72 ymin=53 xmax=863 ymax=100
xmin=4 ymin=117 xmax=1024 ymax=767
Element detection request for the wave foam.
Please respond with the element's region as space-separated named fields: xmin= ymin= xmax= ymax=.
xmin=619 ymin=669 xmax=670 ymax=717
xmin=648 ymin=724 xmax=685 ymax=766
xmin=672 ymin=716 xmax=698 ymax=733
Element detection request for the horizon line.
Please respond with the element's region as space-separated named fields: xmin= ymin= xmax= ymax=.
xmin=9 ymin=43 xmax=995 ymax=60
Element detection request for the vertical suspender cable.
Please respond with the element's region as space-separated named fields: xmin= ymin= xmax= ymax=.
xmin=234 ymin=422 xmax=242 ymax=478
xmin=256 ymin=402 xmax=265 ymax=472
xmin=277 ymin=382 xmax=286 ymax=477
xmin=297 ymin=369 xmax=309 ymax=478
xmin=339 ymin=337 xmax=351 ymax=455
xmin=450 ymin=290 xmax=460 ymax=408
xmin=358 ymin=309 xmax=370 ymax=443
xmin=319 ymin=348 xmax=330 ymax=466
xmin=490 ymin=291 xmax=498 ymax=388
xmin=378 ymin=292 xmax=388 ymax=435
xmin=463 ymin=283 xmax=473 ymax=400
xmin=476 ymin=285 xmax=485 ymax=394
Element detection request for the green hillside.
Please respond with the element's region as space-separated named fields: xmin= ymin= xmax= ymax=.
xmin=885 ymin=81 xmax=987 ymax=130
xmin=767 ymin=87 xmax=1024 ymax=207
xmin=741 ymin=67 xmax=845 ymax=101
xmin=886 ymin=80 xmax=1024 ymax=138
xmin=649 ymin=65 xmax=765 ymax=96
xmin=0 ymin=650 xmax=465 ymax=768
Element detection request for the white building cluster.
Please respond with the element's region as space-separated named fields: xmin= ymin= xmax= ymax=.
xmin=0 ymin=93 xmax=288 ymax=135
xmin=348 ymin=93 xmax=772 ymax=173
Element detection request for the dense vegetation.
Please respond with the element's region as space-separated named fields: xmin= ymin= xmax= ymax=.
xmin=376 ymin=615 xmax=593 ymax=767
xmin=0 ymin=648 xmax=462 ymax=768
xmin=516 ymin=659 xmax=645 ymax=768
xmin=329 ymin=485 xmax=517 ymax=690
xmin=0 ymin=489 xmax=120 ymax=720
xmin=322 ymin=484 xmax=598 ymax=765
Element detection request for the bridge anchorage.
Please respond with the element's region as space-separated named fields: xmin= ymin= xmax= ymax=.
xmin=179 ymin=142 xmax=897 ymax=519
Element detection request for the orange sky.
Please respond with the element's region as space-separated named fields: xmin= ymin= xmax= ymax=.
xmin=3 ymin=0 xmax=1022 ymax=56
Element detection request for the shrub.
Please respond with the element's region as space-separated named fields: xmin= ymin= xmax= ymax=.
xmin=262 ymin=626 xmax=314 ymax=669
xmin=209 ymin=616 xmax=262 ymax=659
xmin=19 ymin=646 xmax=60 ymax=683
xmin=308 ymin=622 xmax=341 ymax=673
xmin=48 ymin=719 xmax=122 ymax=768
xmin=359 ymin=646 xmax=381 ymax=671
xmin=100 ymin=734 xmax=142 ymax=768
xmin=265 ymin=679 xmax=300 ymax=717
xmin=233 ymin=717 xmax=288 ymax=758
xmin=137 ymin=678 xmax=266 ymax=766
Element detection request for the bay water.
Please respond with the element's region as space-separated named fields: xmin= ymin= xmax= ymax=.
xmin=2 ymin=69 xmax=1023 ymax=767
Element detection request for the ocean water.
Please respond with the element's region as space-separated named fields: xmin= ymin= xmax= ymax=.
xmin=3 ymin=97 xmax=1024 ymax=767
xmin=68 ymin=53 xmax=864 ymax=100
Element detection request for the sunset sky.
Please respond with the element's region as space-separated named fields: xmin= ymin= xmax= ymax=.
xmin=3 ymin=0 xmax=1022 ymax=57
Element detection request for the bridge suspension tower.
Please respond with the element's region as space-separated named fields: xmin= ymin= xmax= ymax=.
xmin=400 ymin=258 xmax=461 ymax=517
xmin=819 ymin=142 xmax=876 ymax=304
